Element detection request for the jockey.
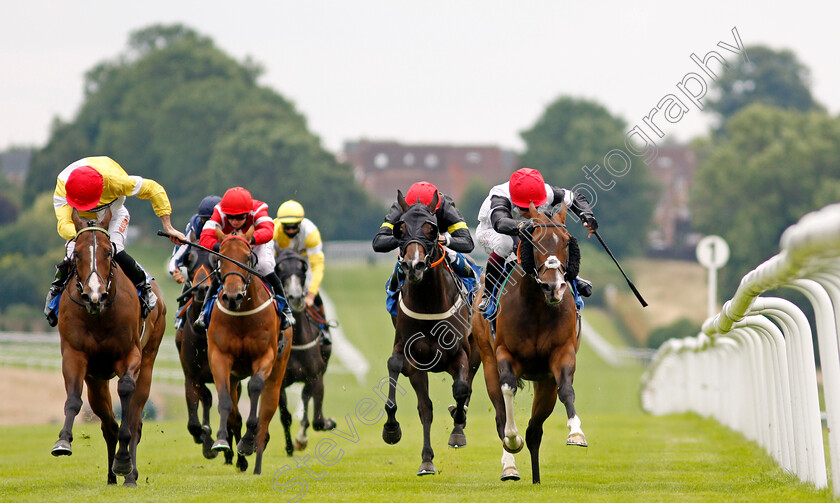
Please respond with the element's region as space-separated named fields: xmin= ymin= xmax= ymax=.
xmin=193 ymin=187 xmax=294 ymax=331
xmin=167 ymin=195 xmax=221 ymax=330
xmin=273 ymin=200 xmax=332 ymax=346
xmin=372 ymin=181 xmax=478 ymax=316
xmin=476 ymin=167 xmax=597 ymax=312
xmin=45 ymin=156 xmax=187 ymax=326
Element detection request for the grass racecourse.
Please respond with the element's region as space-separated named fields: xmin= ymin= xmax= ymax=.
xmin=0 ymin=253 xmax=836 ymax=502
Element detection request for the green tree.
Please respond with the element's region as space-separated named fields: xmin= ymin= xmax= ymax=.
xmin=459 ymin=177 xmax=493 ymax=227
xmin=707 ymin=45 xmax=822 ymax=125
xmin=691 ymin=104 xmax=840 ymax=296
xmin=519 ymin=96 xmax=659 ymax=256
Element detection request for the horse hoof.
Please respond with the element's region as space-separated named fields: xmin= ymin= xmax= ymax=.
xmin=503 ymin=435 xmax=524 ymax=454
xmin=382 ymin=424 xmax=402 ymax=445
xmin=501 ymin=467 xmax=520 ymax=481
xmin=416 ymin=462 xmax=436 ymax=476
xmin=212 ymin=439 xmax=231 ymax=452
xmin=236 ymin=455 xmax=248 ymax=472
xmin=567 ymin=433 xmax=588 ymax=447
xmin=313 ymin=418 xmax=336 ymax=431
xmin=51 ymin=439 xmax=72 ymax=457
xmin=293 ymin=437 xmax=308 ymax=451
xmin=448 ymin=432 xmax=467 ymax=448
xmin=237 ymin=437 xmax=256 ymax=456
xmin=111 ymin=454 xmax=133 ymax=477
xmin=123 ymin=479 xmax=138 ymax=488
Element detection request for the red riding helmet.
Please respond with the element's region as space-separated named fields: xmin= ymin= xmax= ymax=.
xmin=65 ymin=166 xmax=104 ymax=211
xmin=220 ymin=187 xmax=253 ymax=215
xmin=509 ymin=168 xmax=547 ymax=208
xmin=405 ymin=181 xmax=441 ymax=211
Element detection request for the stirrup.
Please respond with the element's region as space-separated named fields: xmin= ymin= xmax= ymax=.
xmin=194 ymin=313 xmax=207 ymax=330
xmin=478 ymin=294 xmax=493 ymax=312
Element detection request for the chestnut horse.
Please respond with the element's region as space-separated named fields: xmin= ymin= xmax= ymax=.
xmin=51 ymin=208 xmax=165 ymax=487
xmin=274 ymin=248 xmax=335 ymax=455
xmin=207 ymin=227 xmax=293 ymax=475
xmin=174 ymin=246 xmax=246 ymax=470
xmin=471 ymin=203 xmax=585 ymax=484
xmin=381 ymin=191 xmax=481 ymax=476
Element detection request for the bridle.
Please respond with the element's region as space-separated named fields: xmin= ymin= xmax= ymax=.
xmin=529 ymin=222 xmax=570 ymax=287
xmin=219 ymin=234 xmax=254 ymax=292
xmin=69 ymin=225 xmax=117 ymax=308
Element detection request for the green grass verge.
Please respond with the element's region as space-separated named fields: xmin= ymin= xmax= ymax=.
xmin=1 ymin=249 xmax=835 ymax=501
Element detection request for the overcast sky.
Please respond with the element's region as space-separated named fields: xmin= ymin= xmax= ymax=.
xmin=2 ymin=1 xmax=839 ymax=155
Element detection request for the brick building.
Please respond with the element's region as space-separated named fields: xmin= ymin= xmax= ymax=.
xmin=647 ymin=144 xmax=700 ymax=255
xmin=341 ymin=140 xmax=518 ymax=206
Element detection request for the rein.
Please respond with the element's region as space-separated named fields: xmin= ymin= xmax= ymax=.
xmin=219 ymin=235 xmax=254 ymax=290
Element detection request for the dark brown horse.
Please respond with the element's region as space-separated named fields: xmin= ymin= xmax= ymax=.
xmin=51 ymin=208 xmax=165 ymax=487
xmin=174 ymin=246 xmax=247 ymax=470
xmin=274 ymin=248 xmax=335 ymax=455
xmin=381 ymin=191 xmax=481 ymax=476
xmin=207 ymin=227 xmax=293 ymax=475
xmin=471 ymin=203 xmax=585 ymax=484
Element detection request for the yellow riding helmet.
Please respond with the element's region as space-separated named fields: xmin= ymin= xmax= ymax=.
xmin=276 ymin=200 xmax=305 ymax=224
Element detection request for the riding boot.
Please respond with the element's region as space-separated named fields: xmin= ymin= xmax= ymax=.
xmin=265 ymin=271 xmax=295 ymax=331
xmin=193 ymin=277 xmax=219 ymax=331
xmin=478 ymin=252 xmax=505 ymax=312
xmin=576 ymin=276 xmax=593 ymax=297
xmin=115 ymin=250 xmax=157 ymax=318
xmin=44 ymin=257 xmax=73 ymax=327
xmin=313 ymin=293 xmax=332 ymax=345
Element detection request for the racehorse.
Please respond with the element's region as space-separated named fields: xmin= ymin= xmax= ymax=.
xmin=174 ymin=246 xmax=246 ymax=470
xmin=471 ymin=203 xmax=585 ymax=484
xmin=274 ymin=248 xmax=336 ymax=455
xmin=51 ymin=208 xmax=165 ymax=487
xmin=381 ymin=190 xmax=481 ymax=476
xmin=207 ymin=227 xmax=293 ymax=475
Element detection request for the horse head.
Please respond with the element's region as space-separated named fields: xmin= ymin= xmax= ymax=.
xmin=395 ymin=189 xmax=440 ymax=283
xmin=215 ymin=225 xmax=255 ymax=311
xmin=184 ymin=247 xmax=214 ymax=303
xmin=275 ymin=248 xmax=308 ymax=312
xmin=527 ymin=202 xmax=571 ymax=305
xmin=71 ymin=208 xmax=116 ymax=316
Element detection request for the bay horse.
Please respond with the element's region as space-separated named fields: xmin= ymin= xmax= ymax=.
xmin=381 ymin=190 xmax=481 ymax=476
xmin=471 ymin=203 xmax=585 ymax=484
xmin=174 ymin=246 xmax=246 ymax=470
xmin=274 ymin=248 xmax=336 ymax=455
xmin=51 ymin=208 xmax=165 ymax=487
xmin=207 ymin=227 xmax=293 ymax=475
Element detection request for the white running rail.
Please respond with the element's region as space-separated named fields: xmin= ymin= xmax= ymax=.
xmin=640 ymin=203 xmax=840 ymax=494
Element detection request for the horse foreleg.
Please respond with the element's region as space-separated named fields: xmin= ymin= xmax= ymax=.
xmin=198 ymin=383 xmax=217 ymax=459
xmin=229 ymin=381 xmax=247 ymax=471
xmin=279 ymin=388 xmax=295 ymax=456
xmin=184 ymin=376 xmax=204 ymax=444
xmin=85 ymin=377 xmax=118 ymax=485
xmin=310 ymin=375 xmax=335 ymax=432
xmin=407 ymin=370 xmax=435 ymax=476
xmin=210 ymin=352 xmax=235 ymax=454
xmin=121 ymin=347 xmax=156 ymax=488
xmin=236 ymin=371 xmax=265 ymax=457
xmin=527 ymin=378 xmax=559 ymax=484
xmin=382 ymin=349 xmax=404 ymax=444
xmin=112 ymin=349 xmax=141 ymax=478
xmin=475 ymin=330 xmax=506 ymax=441
xmin=554 ymin=349 xmax=586 ymax=447
xmin=496 ymin=347 xmax=523 ymax=454
xmin=446 ymin=348 xmax=470 ymax=448
xmin=52 ymin=349 xmax=87 ymax=457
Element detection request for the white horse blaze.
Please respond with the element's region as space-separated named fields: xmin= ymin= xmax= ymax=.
xmin=86 ymin=245 xmax=103 ymax=301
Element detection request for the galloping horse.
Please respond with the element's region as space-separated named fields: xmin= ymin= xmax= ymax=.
xmin=174 ymin=246 xmax=246 ymax=469
xmin=382 ymin=191 xmax=481 ymax=476
xmin=471 ymin=203 xmax=585 ymax=484
xmin=51 ymin=209 xmax=165 ymax=487
xmin=274 ymin=248 xmax=336 ymax=455
xmin=207 ymin=227 xmax=293 ymax=475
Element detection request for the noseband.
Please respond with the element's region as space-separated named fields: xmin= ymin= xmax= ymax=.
xmin=70 ymin=226 xmax=117 ymax=308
